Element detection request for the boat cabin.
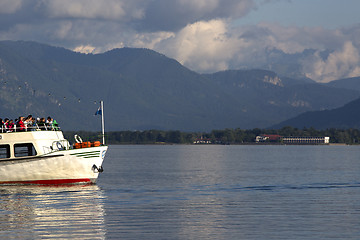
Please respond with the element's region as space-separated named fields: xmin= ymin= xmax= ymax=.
xmin=0 ymin=130 xmax=69 ymax=160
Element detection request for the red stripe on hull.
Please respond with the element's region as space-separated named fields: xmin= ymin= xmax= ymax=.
xmin=0 ymin=178 xmax=94 ymax=185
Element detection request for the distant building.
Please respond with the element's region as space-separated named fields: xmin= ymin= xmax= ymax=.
xmin=256 ymin=135 xmax=330 ymax=144
xmin=255 ymin=134 xmax=282 ymax=142
xmin=193 ymin=136 xmax=212 ymax=144
xmin=282 ymin=137 xmax=330 ymax=144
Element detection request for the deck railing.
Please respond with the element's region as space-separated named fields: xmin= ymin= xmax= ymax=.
xmin=1 ymin=124 xmax=61 ymax=133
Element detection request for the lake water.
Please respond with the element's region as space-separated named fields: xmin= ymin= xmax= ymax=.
xmin=1 ymin=145 xmax=360 ymax=239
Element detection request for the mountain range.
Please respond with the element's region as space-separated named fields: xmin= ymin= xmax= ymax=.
xmin=273 ymin=95 xmax=360 ymax=129
xmin=0 ymin=40 xmax=359 ymax=131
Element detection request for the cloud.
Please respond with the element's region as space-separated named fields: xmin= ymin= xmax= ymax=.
xmin=302 ymin=41 xmax=360 ymax=82
xmin=73 ymin=44 xmax=96 ymax=54
xmin=136 ymin=0 xmax=255 ymax=31
xmin=0 ymin=0 xmax=360 ymax=82
xmin=153 ymin=19 xmax=235 ymax=72
xmin=176 ymin=0 xmax=255 ymax=19
xmin=0 ymin=0 xmax=23 ymax=14
xmin=43 ymin=0 xmax=143 ymax=21
xmin=143 ymin=22 xmax=360 ymax=81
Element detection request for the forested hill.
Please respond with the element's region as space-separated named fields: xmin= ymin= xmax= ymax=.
xmin=0 ymin=40 xmax=359 ymax=131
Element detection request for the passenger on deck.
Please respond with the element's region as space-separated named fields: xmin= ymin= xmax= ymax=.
xmin=38 ymin=118 xmax=47 ymax=130
xmin=24 ymin=115 xmax=33 ymax=129
xmin=0 ymin=118 xmax=5 ymax=133
xmin=17 ymin=116 xmax=26 ymax=131
xmin=3 ymin=118 xmax=8 ymax=130
xmin=47 ymin=116 xmax=59 ymax=130
xmin=52 ymin=118 xmax=59 ymax=130
xmin=25 ymin=116 xmax=36 ymax=130
xmin=0 ymin=118 xmax=4 ymax=132
xmin=46 ymin=116 xmax=52 ymax=128
xmin=30 ymin=117 xmax=37 ymax=130
xmin=6 ymin=119 xmax=14 ymax=132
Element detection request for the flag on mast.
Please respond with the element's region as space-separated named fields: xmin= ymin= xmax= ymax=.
xmin=95 ymin=101 xmax=105 ymax=145
xmin=95 ymin=106 xmax=102 ymax=116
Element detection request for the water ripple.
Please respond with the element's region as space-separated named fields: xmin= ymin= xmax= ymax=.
xmin=0 ymin=185 xmax=106 ymax=239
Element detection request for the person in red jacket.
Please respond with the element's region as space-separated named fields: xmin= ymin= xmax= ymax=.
xmin=17 ymin=116 xmax=26 ymax=131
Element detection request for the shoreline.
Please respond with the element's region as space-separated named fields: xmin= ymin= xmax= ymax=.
xmin=107 ymin=142 xmax=350 ymax=146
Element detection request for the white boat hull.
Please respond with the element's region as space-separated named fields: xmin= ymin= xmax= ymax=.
xmin=0 ymin=146 xmax=107 ymax=184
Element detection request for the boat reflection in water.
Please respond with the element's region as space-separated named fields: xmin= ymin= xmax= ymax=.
xmin=0 ymin=184 xmax=106 ymax=239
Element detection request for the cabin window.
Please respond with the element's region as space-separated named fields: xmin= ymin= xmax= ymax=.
xmin=0 ymin=145 xmax=10 ymax=159
xmin=14 ymin=143 xmax=37 ymax=157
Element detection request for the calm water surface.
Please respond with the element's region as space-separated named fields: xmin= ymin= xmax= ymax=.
xmin=1 ymin=145 xmax=360 ymax=239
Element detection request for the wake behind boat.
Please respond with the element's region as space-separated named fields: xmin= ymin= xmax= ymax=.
xmin=0 ymin=102 xmax=107 ymax=185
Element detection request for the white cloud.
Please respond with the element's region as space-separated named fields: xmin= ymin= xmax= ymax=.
xmin=73 ymin=44 xmax=96 ymax=54
xmin=303 ymin=41 xmax=360 ymax=82
xmin=145 ymin=22 xmax=360 ymax=81
xmin=154 ymin=19 xmax=238 ymax=72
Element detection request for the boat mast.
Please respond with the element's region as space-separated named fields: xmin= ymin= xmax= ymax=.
xmin=100 ymin=100 xmax=105 ymax=145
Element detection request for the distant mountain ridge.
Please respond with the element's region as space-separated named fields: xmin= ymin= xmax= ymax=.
xmin=325 ymin=76 xmax=360 ymax=92
xmin=272 ymin=96 xmax=360 ymax=129
xmin=0 ymin=40 xmax=359 ymax=131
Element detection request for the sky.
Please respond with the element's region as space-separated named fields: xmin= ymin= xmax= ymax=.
xmin=0 ymin=0 xmax=360 ymax=82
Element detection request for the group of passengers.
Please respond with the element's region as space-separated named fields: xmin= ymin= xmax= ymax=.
xmin=0 ymin=115 xmax=58 ymax=132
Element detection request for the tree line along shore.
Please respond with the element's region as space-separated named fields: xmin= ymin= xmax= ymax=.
xmin=63 ymin=127 xmax=360 ymax=145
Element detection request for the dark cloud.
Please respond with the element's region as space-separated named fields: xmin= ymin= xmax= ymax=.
xmin=138 ymin=0 xmax=255 ymax=31
xmin=0 ymin=0 xmax=255 ymax=43
xmin=0 ymin=0 xmax=43 ymax=31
